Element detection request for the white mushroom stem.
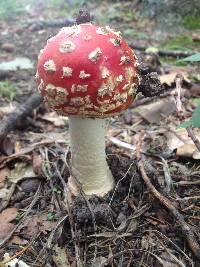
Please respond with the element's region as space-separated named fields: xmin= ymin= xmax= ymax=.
xmin=68 ymin=117 xmax=114 ymax=196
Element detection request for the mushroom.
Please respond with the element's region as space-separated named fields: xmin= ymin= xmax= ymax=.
xmin=36 ymin=23 xmax=140 ymax=197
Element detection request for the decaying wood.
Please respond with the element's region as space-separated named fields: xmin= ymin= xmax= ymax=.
xmin=136 ymin=132 xmax=200 ymax=260
xmin=26 ymin=18 xmax=74 ymax=31
xmin=0 ymin=93 xmax=43 ymax=143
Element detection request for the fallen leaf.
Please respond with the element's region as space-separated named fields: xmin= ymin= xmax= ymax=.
xmin=9 ymin=235 xmax=28 ymax=245
xmin=0 ymin=104 xmax=16 ymax=116
xmin=177 ymin=143 xmax=200 ymax=159
xmin=2 ymin=253 xmax=30 ymax=267
xmin=32 ymin=153 xmax=43 ymax=175
xmin=9 ymin=162 xmax=37 ymax=184
xmin=167 ymin=128 xmax=200 ymax=159
xmin=0 ymin=208 xmax=18 ymax=240
xmin=19 ymin=213 xmax=57 ymax=239
xmin=0 ymin=137 xmax=15 ymax=156
xmin=41 ymin=112 xmax=66 ymax=127
xmin=0 ymin=207 xmax=18 ymax=223
xmin=137 ymin=97 xmax=176 ymax=123
xmin=0 ymin=223 xmax=14 ymax=240
xmin=159 ymin=72 xmax=189 ymax=86
xmin=190 ymin=83 xmax=200 ymax=97
xmin=52 ymin=245 xmax=71 ymax=267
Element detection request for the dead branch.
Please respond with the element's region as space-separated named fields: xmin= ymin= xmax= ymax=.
xmin=0 ymin=93 xmax=43 ymax=143
xmin=136 ymin=132 xmax=200 ymax=260
xmin=26 ymin=18 xmax=74 ymax=31
xmin=130 ymin=43 xmax=196 ymax=58
xmin=186 ymin=126 xmax=200 ymax=152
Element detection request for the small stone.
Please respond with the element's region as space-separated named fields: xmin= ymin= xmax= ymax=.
xmin=1 ymin=43 xmax=15 ymax=53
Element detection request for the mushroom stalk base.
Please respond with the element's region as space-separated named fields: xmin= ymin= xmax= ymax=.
xmin=68 ymin=117 xmax=113 ymax=197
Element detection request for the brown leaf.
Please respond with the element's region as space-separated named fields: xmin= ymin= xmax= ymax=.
xmin=0 ymin=104 xmax=16 ymax=116
xmin=159 ymin=72 xmax=189 ymax=86
xmin=138 ymin=98 xmax=176 ymax=123
xmin=0 ymin=207 xmax=18 ymax=239
xmin=41 ymin=111 xmax=66 ymax=127
xmin=9 ymin=235 xmax=28 ymax=245
xmin=0 ymin=223 xmax=15 ymax=239
xmin=0 ymin=137 xmax=15 ymax=156
xmin=19 ymin=213 xmax=56 ymax=239
xmin=0 ymin=207 xmax=18 ymax=222
xmin=32 ymin=152 xmax=43 ymax=175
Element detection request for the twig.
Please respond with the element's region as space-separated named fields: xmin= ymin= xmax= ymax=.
xmin=109 ymin=137 xmax=136 ymax=151
xmin=158 ymin=156 xmax=173 ymax=192
xmin=136 ymin=132 xmax=200 ymax=260
xmin=174 ymin=180 xmax=200 ymax=186
xmin=175 ymin=73 xmax=184 ymax=112
xmin=186 ymin=126 xmax=200 ymax=152
xmin=26 ymin=18 xmax=74 ymax=31
xmin=0 ymin=93 xmax=43 ymax=143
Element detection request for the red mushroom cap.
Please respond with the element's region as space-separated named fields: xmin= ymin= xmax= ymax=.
xmin=36 ymin=23 xmax=140 ymax=117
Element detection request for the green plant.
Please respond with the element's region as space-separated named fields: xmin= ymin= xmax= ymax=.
xmin=0 ymin=0 xmax=24 ymax=19
xmin=179 ymin=105 xmax=200 ymax=128
xmin=182 ymin=14 xmax=200 ymax=30
xmin=164 ymin=36 xmax=195 ymax=51
xmin=0 ymin=81 xmax=17 ymax=101
xmin=47 ymin=212 xmax=55 ymax=221
xmin=52 ymin=186 xmax=62 ymax=194
xmin=124 ymin=28 xmax=148 ymax=39
xmin=178 ymin=53 xmax=200 ymax=62
xmin=179 ymin=53 xmax=200 ymax=128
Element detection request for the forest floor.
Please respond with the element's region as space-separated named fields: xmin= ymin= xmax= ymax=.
xmin=0 ymin=1 xmax=200 ymax=266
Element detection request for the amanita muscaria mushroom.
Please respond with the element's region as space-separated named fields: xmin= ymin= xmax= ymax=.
xmin=36 ymin=22 xmax=140 ymax=197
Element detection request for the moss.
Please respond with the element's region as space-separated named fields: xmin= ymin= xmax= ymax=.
xmin=182 ymin=14 xmax=200 ymax=30
xmin=0 ymin=0 xmax=24 ymax=19
xmin=164 ymin=35 xmax=200 ymax=51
